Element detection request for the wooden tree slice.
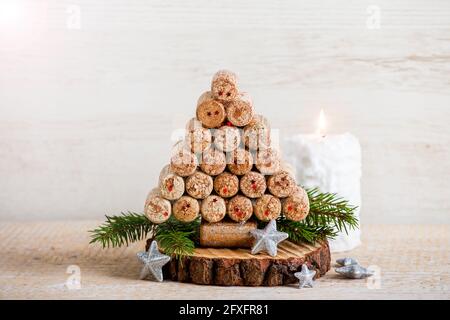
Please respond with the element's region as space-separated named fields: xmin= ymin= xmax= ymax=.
xmin=146 ymin=240 xmax=331 ymax=286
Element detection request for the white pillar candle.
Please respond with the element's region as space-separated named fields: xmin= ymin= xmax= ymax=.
xmin=282 ymin=111 xmax=362 ymax=252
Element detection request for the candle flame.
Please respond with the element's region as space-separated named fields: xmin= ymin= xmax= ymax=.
xmin=317 ymin=109 xmax=326 ymax=137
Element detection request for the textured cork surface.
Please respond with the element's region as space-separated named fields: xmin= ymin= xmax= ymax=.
xmin=199 ymin=221 xmax=257 ymax=248
xmin=0 ymin=222 xmax=448 ymax=299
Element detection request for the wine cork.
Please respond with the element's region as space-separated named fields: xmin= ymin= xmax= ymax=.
xmin=158 ymin=165 xmax=185 ymax=201
xmin=144 ymin=188 xmax=172 ymax=224
xmin=214 ymin=125 xmax=241 ymax=152
xmin=185 ymin=126 xmax=212 ymax=154
xmin=255 ymin=147 xmax=281 ymax=175
xmin=267 ymin=170 xmax=296 ymax=198
xmin=240 ymin=171 xmax=267 ymax=198
xmin=199 ymin=220 xmax=257 ymax=248
xmin=200 ymin=195 xmax=227 ymax=223
xmin=214 ymin=172 xmax=239 ymax=198
xmin=227 ymin=148 xmax=254 ymax=176
xmin=254 ymin=194 xmax=282 ymax=222
xmin=227 ymin=195 xmax=253 ymax=222
xmin=170 ymin=147 xmax=199 ymax=177
xmin=279 ymin=161 xmax=297 ymax=178
xmin=226 ymin=92 xmax=254 ymax=127
xmin=158 ymin=164 xmax=170 ymax=182
xmin=171 ymin=140 xmax=186 ymax=153
xmin=173 ymin=196 xmax=200 ymax=222
xmin=186 ymin=117 xmax=202 ymax=131
xmin=196 ymin=91 xmax=226 ymax=128
xmin=211 ymin=70 xmax=239 ymax=102
xmin=282 ymin=186 xmax=310 ymax=221
xmin=185 ymin=171 xmax=213 ymax=199
xmin=243 ymin=114 xmax=271 ymax=150
xmin=200 ymin=148 xmax=226 ymax=176
xmin=250 ymin=114 xmax=270 ymax=128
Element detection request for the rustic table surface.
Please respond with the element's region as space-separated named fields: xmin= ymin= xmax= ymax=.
xmin=1 ymin=0 xmax=450 ymax=226
xmin=0 ymin=221 xmax=448 ymax=300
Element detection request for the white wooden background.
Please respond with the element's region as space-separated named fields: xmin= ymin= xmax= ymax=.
xmin=1 ymin=0 xmax=449 ymax=223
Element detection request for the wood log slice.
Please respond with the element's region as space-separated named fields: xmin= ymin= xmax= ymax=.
xmin=146 ymin=239 xmax=330 ymax=286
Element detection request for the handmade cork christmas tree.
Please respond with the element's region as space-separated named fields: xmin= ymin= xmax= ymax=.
xmin=91 ymin=70 xmax=359 ymax=287
xmin=140 ymin=70 xmax=330 ymax=285
xmin=145 ymin=70 xmax=310 ymax=248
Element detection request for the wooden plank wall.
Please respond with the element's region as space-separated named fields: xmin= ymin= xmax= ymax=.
xmin=0 ymin=0 xmax=449 ymax=223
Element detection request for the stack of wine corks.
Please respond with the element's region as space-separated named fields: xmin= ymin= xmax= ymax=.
xmin=144 ymin=70 xmax=310 ymax=248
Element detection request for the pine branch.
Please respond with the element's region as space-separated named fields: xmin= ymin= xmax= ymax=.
xmin=155 ymin=215 xmax=201 ymax=241
xmin=155 ymin=231 xmax=196 ymax=258
xmin=154 ymin=216 xmax=201 ymax=257
xmin=89 ymin=212 xmax=200 ymax=257
xmin=306 ymin=187 xmax=359 ymax=234
xmin=89 ymin=212 xmax=154 ymax=248
xmin=276 ymin=217 xmax=337 ymax=244
xmin=258 ymin=187 xmax=359 ymax=245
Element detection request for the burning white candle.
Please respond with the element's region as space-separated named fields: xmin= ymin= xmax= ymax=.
xmin=283 ymin=110 xmax=362 ymax=252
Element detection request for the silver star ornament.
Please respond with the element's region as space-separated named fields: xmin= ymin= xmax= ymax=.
xmin=250 ymin=219 xmax=288 ymax=257
xmin=294 ymin=264 xmax=316 ymax=289
xmin=137 ymin=241 xmax=171 ymax=282
xmin=336 ymin=257 xmax=359 ymax=267
xmin=335 ymin=264 xmax=374 ymax=279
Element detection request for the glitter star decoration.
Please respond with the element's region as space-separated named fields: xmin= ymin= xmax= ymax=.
xmin=335 ymin=264 xmax=374 ymax=279
xmin=294 ymin=264 xmax=316 ymax=289
xmin=336 ymin=257 xmax=359 ymax=267
xmin=250 ymin=219 xmax=288 ymax=257
xmin=137 ymin=241 xmax=171 ymax=282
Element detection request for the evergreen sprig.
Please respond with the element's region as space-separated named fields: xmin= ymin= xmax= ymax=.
xmin=89 ymin=212 xmax=154 ymax=248
xmin=89 ymin=213 xmax=200 ymax=257
xmin=154 ymin=216 xmax=200 ymax=257
xmin=305 ymin=187 xmax=359 ymax=235
xmin=275 ymin=217 xmax=336 ymax=244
